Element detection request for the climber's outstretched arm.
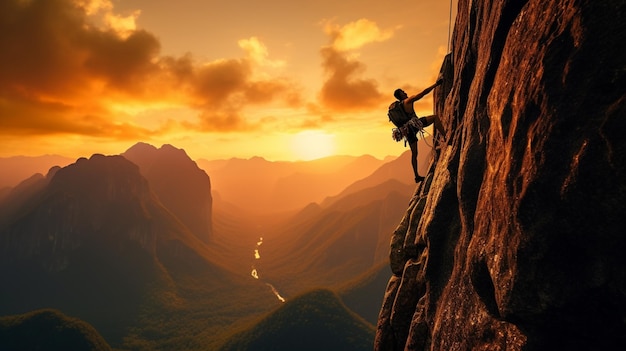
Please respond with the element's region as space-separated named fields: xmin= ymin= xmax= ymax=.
xmin=406 ymin=79 xmax=443 ymax=103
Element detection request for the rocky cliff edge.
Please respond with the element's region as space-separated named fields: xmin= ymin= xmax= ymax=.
xmin=375 ymin=0 xmax=626 ymax=350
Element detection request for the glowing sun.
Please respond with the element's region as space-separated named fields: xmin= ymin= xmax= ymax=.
xmin=291 ymin=130 xmax=336 ymax=161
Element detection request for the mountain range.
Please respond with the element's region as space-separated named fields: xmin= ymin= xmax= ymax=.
xmin=0 ymin=152 xmax=264 ymax=347
xmin=0 ymin=155 xmax=74 ymax=190
xmin=198 ymin=136 xmax=432 ymax=215
xmin=0 ymin=142 xmax=426 ymax=350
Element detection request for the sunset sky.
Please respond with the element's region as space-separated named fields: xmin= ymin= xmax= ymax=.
xmin=0 ymin=0 xmax=458 ymax=162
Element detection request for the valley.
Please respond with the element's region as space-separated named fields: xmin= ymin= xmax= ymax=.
xmin=0 ymin=141 xmax=432 ymax=350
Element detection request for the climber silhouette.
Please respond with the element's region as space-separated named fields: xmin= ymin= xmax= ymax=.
xmin=392 ymin=79 xmax=446 ymax=183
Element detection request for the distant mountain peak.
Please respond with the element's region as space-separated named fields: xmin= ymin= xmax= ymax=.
xmin=126 ymin=142 xmax=158 ymax=153
xmin=122 ymin=143 xmax=213 ymax=243
xmin=46 ymin=166 xmax=61 ymax=179
xmin=50 ymin=154 xmax=145 ymax=195
xmin=157 ymin=143 xmax=188 ymax=156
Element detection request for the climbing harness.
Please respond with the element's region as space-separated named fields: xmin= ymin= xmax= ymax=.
xmin=391 ymin=116 xmax=426 ymax=145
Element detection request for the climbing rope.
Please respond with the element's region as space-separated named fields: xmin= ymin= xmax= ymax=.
xmin=414 ymin=127 xmax=441 ymax=173
xmin=416 ymin=125 xmax=435 ymax=150
xmin=447 ymin=0 xmax=453 ymax=53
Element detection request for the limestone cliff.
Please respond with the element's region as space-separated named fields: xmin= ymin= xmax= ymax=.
xmin=123 ymin=142 xmax=213 ymax=244
xmin=375 ymin=0 xmax=626 ymax=350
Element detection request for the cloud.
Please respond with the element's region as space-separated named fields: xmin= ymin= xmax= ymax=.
xmin=0 ymin=0 xmax=162 ymax=138
xmin=317 ymin=19 xmax=395 ymax=111
xmin=318 ymin=47 xmax=384 ymax=111
xmin=192 ymin=59 xmax=252 ymax=108
xmin=324 ymin=18 xmax=395 ymax=52
xmin=238 ymin=37 xmax=285 ymax=68
xmin=76 ymin=0 xmax=141 ymax=38
xmin=0 ymin=92 xmax=155 ymax=139
xmin=77 ymin=0 xmax=112 ymax=15
xmin=0 ymin=0 xmax=302 ymax=138
xmin=185 ymin=56 xmax=301 ymax=132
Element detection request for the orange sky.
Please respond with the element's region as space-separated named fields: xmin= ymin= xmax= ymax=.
xmin=0 ymin=0 xmax=458 ymax=162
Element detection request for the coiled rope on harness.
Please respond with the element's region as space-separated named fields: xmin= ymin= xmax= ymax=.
xmin=392 ymin=117 xmax=443 ymax=152
xmin=391 ymin=117 xmax=428 ymax=146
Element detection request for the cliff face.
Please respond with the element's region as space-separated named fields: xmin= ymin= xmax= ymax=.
xmin=0 ymin=155 xmax=158 ymax=266
xmin=375 ymin=0 xmax=626 ymax=350
xmin=123 ymin=143 xmax=213 ymax=243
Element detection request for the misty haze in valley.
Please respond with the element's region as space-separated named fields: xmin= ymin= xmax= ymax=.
xmin=0 ymin=140 xmax=431 ymax=350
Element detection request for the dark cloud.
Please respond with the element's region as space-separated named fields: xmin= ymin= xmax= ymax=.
xmin=160 ymin=55 xmax=195 ymax=83
xmin=82 ymin=30 xmax=161 ymax=91
xmin=186 ymin=59 xmax=302 ymax=131
xmin=0 ymin=0 xmax=162 ymax=137
xmin=318 ymin=46 xmax=385 ymax=111
xmin=185 ymin=109 xmax=254 ymax=133
xmin=245 ymin=80 xmax=293 ymax=104
xmin=0 ymin=0 xmax=302 ymax=138
xmin=1 ymin=0 xmax=91 ymax=96
xmin=191 ymin=59 xmax=251 ymax=108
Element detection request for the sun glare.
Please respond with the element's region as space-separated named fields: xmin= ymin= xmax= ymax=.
xmin=290 ymin=130 xmax=336 ymax=161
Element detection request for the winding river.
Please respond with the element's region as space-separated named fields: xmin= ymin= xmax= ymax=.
xmin=250 ymin=237 xmax=286 ymax=303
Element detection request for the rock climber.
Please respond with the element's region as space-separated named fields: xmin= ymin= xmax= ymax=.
xmin=390 ymin=79 xmax=446 ymax=183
